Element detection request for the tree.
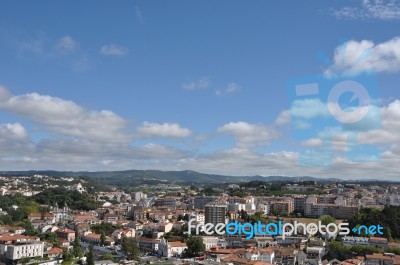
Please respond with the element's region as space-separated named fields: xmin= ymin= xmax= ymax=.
xmin=121 ymin=237 xmax=140 ymax=261
xmin=86 ymin=245 xmax=94 ymax=265
xmin=186 ymin=236 xmax=205 ymax=257
xmin=73 ymin=236 xmax=83 ymax=258
xmin=100 ymin=232 xmax=106 ymax=245
xmin=319 ymin=215 xmax=336 ymax=226
xmin=100 ymin=253 xmax=115 ymax=262
xmin=21 ymin=257 xmax=31 ymax=265
xmin=62 ymin=250 xmax=73 ymax=263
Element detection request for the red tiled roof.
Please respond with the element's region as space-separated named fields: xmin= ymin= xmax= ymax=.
xmin=168 ymin=242 xmax=187 ymax=248
xmin=48 ymin=247 xmax=63 ymax=255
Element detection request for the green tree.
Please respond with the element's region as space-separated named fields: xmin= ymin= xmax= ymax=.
xmin=86 ymin=245 xmax=94 ymax=265
xmin=100 ymin=232 xmax=106 ymax=245
xmin=73 ymin=236 xmax=83 ymax=258
xmin=186 ymin=236 xmax=205 ymax=257
xmin=121 ymin=237 xmax=140 ymax=261
xmin=319 ymin=215 xmax=336 ymax=225
xmin=100 ymin=253 xmax=115 ymax=261
xmin=21 ymin=257 xmax=31 ymax=265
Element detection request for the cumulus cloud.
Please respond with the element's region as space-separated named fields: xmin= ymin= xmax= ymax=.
xmin=216 ymin=82 xmax=240 ymax=96
xmin=325 ymin=37 xmax=400 ymax=74
xmin=137 ymin=122 xmax=192 ymax=138
xmin=331 ymin=0 xmax=400 ymax=20
xmin=0 ymin=88 xmax=130 ymax=142
xmin=100 ymin=44 xmax=129 ymax=56
xmin=291 ymin=98 xmax=330 ymax=119
xmin=0 ymin=123 xmax=28 ymax=141
xmin=182 ymin=77 xmax=210 ymax=90
xmin=217 ymin=121 xmax=279 ymax=148
xmin=55 ymin=35 xmax=78 ymax=54
xmin=0 ymin=85 xmax=12 ymax=101
xmin=357 ymin=99 xmax=400 ymax=144
xmin=275 ymin=110 xmax=290 ymax=125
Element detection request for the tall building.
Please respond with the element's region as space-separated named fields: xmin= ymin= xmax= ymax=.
xmin=194 ymin=196 xmax=216 ymax=209
xmin=133 ymin=192 xmax=147 ymax=202
xmin=205 ymin=204 xmax=227 ymax=225
xmin=293 ymin=196 xmax=306 ymax=215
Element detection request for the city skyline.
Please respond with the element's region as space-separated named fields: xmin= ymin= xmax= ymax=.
xmin=1 ymin=1 xmax=400 ymax=179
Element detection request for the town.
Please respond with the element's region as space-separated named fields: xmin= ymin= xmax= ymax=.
xmin=0 ymin=174 xmax=399 ymax=265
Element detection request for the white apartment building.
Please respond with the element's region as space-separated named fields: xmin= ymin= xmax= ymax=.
xmin=228 ymin=203 xmax=246 ymax=212
xmin=202 ymin=236 xmax=219 ymax=250
xmin=0 ymin=242 xmax=44 ymax=260
xmin=341 ymin=236 xmax=369 ymax=246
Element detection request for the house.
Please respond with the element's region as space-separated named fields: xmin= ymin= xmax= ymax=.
xmin=111 ymin=228 xmax=135 ymax=241
xmin=73 ymin=215 xmax=99 ymax=225
xmin=127 ymin=221 xmax=144 ymax=230
xmin=202 ymin=236 xmax=219 ymax=251
xmin=46 ymin=247 xmax=63 ymax=258
xmin=369 ymin=237 xmax=388 ymax=249
xmin=56 ymin=238 xmax=71 ymax=250
xmin=104 ymin=214 xmax=118 ymax=225
xmin=366 ymin=253 xmax=400 ymax=265
xmin=82 ymin=233 xmax=114 ymax=246
xmin=158 ymin=239 xmax=187 ymax=257
xmin=137 ymin=237 xmax=161 ymax=254
xmin=28 ymin=213 xmax=55 ymax=224
xmin=82 ymin=233 xmax=101 ymax=245
xmin=0 ymin=226 xmax=25 ymax=234
xmin=56 ymin=228 xmax=76 ymax=242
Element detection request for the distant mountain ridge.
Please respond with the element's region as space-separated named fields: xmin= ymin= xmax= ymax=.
xmin=0 ymin=169 xmax=375 ymax=184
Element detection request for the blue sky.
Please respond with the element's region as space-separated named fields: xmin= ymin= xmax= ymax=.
xmin=1 ymin=0 xmax=400 ymax=179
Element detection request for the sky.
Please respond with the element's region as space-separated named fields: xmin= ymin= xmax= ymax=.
xmin=1 ymin=0 xmax=400 ymax=180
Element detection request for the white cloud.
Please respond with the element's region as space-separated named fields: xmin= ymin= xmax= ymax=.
xmin=135 ymin=6 xmax=144 ymax=24
xmin=331 ymin=0 xmax=400 ymax=20
xmin=55 ymin=35 xmax=78 ymax=54
xmin=217 ymin=121 xmax=279 ymax=148
xmin=216 ymin=82 xmax=240 ymax=96
xmin=137 ymin=122 xmax=192 ymax=138
xmin=0 ymin=123 xmax=28 ymax=141
xmin=291 ymin=98 xmax=329 ymax=119
xmin=182 ymin=77 xmax=210 ymax=90
xmin=326 ymin=37 xmax=400 ymax=74
xmin=0 ymin=85 xmax=11 ymax=101
xmin=100 ymin=44 xmax=129 ymax=56
xmin=301 ymin=138 xmax=323 ymax=148
xmin=0 ymin=88 xmax=130 ymax=143
xmin=357 ymin=99 xmax=400 ymax=144
xmin=19 ymin=33 xmax=45 ymax=54
xmin=275 ymin=110 xmax=290 ymax=125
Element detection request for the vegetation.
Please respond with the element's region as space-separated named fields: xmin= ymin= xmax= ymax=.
xmin=86 ymin=245 xmax=94 ymax=265
xmin=184 ymin=236 xmax=205 ymax=257
xmin=72 ymin=236 xmax=83 ymax=258
xmin=91 ymin=223 xmax=122 ymax=236
xmin=32 ymin=187 xmax=100 ymax=210
xmin=326 ymin=241 xmax=383 ymax=260
xmin=319 ymin=215 xmax=336 ymax=225
xmin=100 ymin=253 xmax=116 ymax=262
xmin=121 ymin=237 xmax=140 ymax=261
xmin=348 ymin=206 xmax=400 ymax=240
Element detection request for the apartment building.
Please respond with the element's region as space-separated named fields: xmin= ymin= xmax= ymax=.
xmin=205 ymin=204 xmax=227 ymax=225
